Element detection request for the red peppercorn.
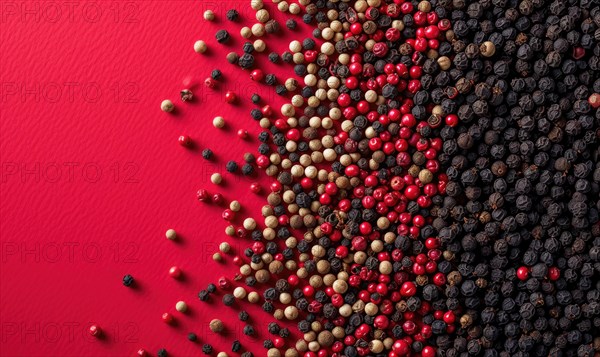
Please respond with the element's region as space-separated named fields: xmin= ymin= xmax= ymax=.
xmin=400 ymin=281 xmax=417 ymax=296
xmin=218 ymin=276 xmax=230 ymax=289
xmin=249 ymin=182 xmax=261 ymax=193
xmin=222 ymin=209 xmax=235 ymax=221
xmin=517 ymin=266 xmax=530 ymax=280
xmin=548 ymin=267 xmax=560 ymax=280
xmin=237 ymin=129 xmax=248 ymax=139
xmin=286 ymin=128 xmax=301 ymax=141
xmin=445 ymin=114 xmax=459 ymax=127
xmin=256 ymin=155 xmax=269 ymax=169
xmin=197 ymin=189 xmax=210 ymax=202
xmin=224 ymin=90 xmax=237 ymax=103
xmin=443 ymin=311 xmax=455 ymax=324
xmin=250 ymin=69 xmax=264 ymax=82
xmin=392 ymin=339 xmax=410 ymax=355
xmin=421 ymin=346 xmax=436 ymax=357
xmin=178 ymin=135 xmax=191 ymax=147
xmin=304 ymin=50 xmax=317 ymax=62
xmin=137 ymin=349 xmax=148 ymax=357
xmin=572 ymin=47 xmax=585 ymax=59
xmin=169 ymin=266 xmax=182 ymax=279
xmin=204 ymin=77 xmax=216 ymax=88
xmin=270 ymin=181 xmax=282 ymax=193
xmin=287 ymin=274 xmax=299 ymax=286
xmin=337 ymin=93 xmax=351 ymax=107
xmin=162 ymin=312 xmax=174 ymax=324
xmin=236 ymin=227 xmax=246 ymax=238
xmin=88 ymin=325 xmax=101 ymax=337
xmin=212 ymin=193 xmax=224 ymax=205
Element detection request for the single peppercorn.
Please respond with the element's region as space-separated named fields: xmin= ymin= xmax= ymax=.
xmin=243 ymin=325 xmax=255 ymax=336
xmin=202 ymin=149 xmax=213 ymax=160
xmin=122 ymin=274 xmax=134 ymax=287
xmin=211 ymin=69 xmax=222 ymax=80
xmin=222 ymin=294 xmax=234 ymax=306
xmin=226 ymin=9 xmax=238 ymax=21
xmin=226 ymin=161 xmax=238 ymax=173
xmin=238 ymin=310 xmax=249 ymax=321
xmin=202 ymin=344 xmax=213 ymax=354
xmin=231 ymin=340 xmax=241 ymax=352
xmin=215 ymin=30 xmax=230 ymax=43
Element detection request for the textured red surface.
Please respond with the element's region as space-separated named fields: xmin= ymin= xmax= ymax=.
xmin=1 ymin=1 xmax=306 ymax=356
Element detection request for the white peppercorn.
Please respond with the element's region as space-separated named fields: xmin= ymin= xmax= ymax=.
xmin=194 ymin=40 xmax=207 ymax=54
xmin=165 ymin=229 xmax=177 ymax=240
xmin=210 ymin=173 xmax=222 ymax=185
xmin=213 ymin=116 xmax=225 ymax=128
xmin=203 ymin=10 xmax=215 ymax=21
xmin=161 ymin=99 xmax=174 ymax=112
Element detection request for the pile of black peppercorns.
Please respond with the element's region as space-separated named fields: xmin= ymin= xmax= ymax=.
xmin=427 ymin=0 xmax=600 ymax=355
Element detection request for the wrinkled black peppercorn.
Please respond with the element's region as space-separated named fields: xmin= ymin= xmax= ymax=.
xmin=215 ymin=30 xmax=230 ymax=43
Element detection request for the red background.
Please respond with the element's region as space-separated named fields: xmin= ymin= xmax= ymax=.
xmin=1 ymin=1 xmax=308 ymax=356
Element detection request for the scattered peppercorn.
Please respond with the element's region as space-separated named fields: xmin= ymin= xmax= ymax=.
xmin=231 ymin=340 xmax=241 ymax=352
xmin=202 ymin=149 xmax=213 ymax=160
xmin=122 ymin=274 xmax=134 ymax=287
xmin=215 ymin=30 xmax=230 ymax=43
xmin=226 ymin=161 xmax=238 ymax=173
xmin=202 ymin=344 xmax=213 ymax=354
xmin=226 ymin=9 xmax=238 ymax=21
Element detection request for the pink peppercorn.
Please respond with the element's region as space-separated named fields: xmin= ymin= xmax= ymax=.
xmin=88 ymin=325 xmax=101 ymax=337
xmin=197 ymin=189 xmax=210 ymax=202
xmin=169 ymin=266 xmax=182 ymax=279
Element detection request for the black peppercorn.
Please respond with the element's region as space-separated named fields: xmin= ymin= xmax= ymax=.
xmin=122 ymin=274 xmax=134 ymax=287
xmin=215 ymin=29 xmax=230 ymax=43
xmin=226 ymin=161 xmax=238 ymax=173
xmin=202 ymin=344 xmax=212 ymax=354
xmin=243 ymin=325 xmax=255 ymax=336
xmin=222 ymin=294 xmax=234 ymax=306
xmin=226 ymin=9 xmax=239 ymax=21
xmin=198 ymin=290 xmax=209 ymax=301
xmin=211 ymin=69 xmax=222 ymax=80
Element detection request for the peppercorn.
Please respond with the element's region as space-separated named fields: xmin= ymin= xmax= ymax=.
xmin=226 ymin=161 xmax=238 ymax=173
xmin=226 ymin=9 xmax=238 ymax=21
xmin=222 ymin=294 xmax=234 ymax=306
xmin=198 ymin=290 xmax=209 ymax=301
xmin=211 ymin=69 xmax=222 ymax=80
xmin=238 ymin=310 xmax=249 ymax=321
xmin=215 ymin=30 xmax=230 ymax=43
xmin=243 ymin=325 xmax=255 ymax=336
xmin=286 ymin=19 xmax=297 ymax=30
xmin=226 ymin=52 xmax=238 ymax=64
xmin=202 ymin=344 xmax=213 ymax=354
xmin=238 ymin=53 xmax=254 ymax=69
xmin=188 ymin=333 xmax=197 ymax=342
xmin=157 ymin=349 xmax=167 ymax=357
xmin=202 ymin=149 xmax=213 ymax=160
xmin=122 ymin=274 xmax=134 ymax=287
xmin=231 ymin=340 xmax=241 ymax=353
